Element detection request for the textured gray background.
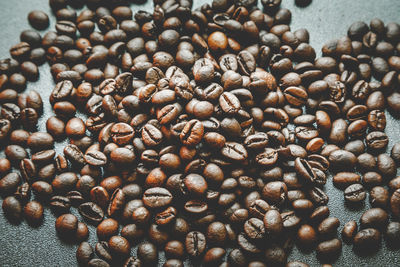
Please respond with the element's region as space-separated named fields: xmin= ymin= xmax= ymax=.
xmin=0 ymin=0 xmax=400 ymax=266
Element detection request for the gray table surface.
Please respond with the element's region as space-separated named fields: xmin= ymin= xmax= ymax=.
xmin=0 ymin=0 xmax=400 ymax=266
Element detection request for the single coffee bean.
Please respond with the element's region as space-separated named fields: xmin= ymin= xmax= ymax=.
xmin=50 ymin=196 xmax=71 ymax=214
xmin=385 ymin=222 xmax=400 ymax=245
xmin=23 ymin=201 xmax=43 ymax=226
xmin=78 ymin=202 xmax=104 ymax=224
xmin=185 ymin=231 xmax=206 ymax=257
xmin=28 ymin=10 xmax=49 ymax=30
xmin=137 ymin=241 xmax=158 ymax=264
xmin=344 ymin=184 xmax=366 ymax=203
xmin=143 ymin=187 xmax=173 ymax=209
xmin=2 ymin=196 xmax=22 ymax=223
xmin=342 ymin=220 xmax=358 ymax=243
xmin=353 ymin=228 xmax=381 ymax=250
xmin=55 ymin=213 xmax=78 ymax=237
xmin=366 ymin=131 xmax=389 ymax=150
xmin=318 ymin=217 xmax=340 ymax=237
xmin=316 ymin=238 xmax=342 ymax=259
xmin=85 ymin=150 xmax=107 ymax=166
xmin=95 ymin=241 xmax=113 ymax=262
xmin=360 ymin=208 xmax=388 ymax=229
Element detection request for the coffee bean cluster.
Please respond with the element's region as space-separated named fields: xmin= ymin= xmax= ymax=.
xmin=0 ymin=0 xmax=399 ymax=266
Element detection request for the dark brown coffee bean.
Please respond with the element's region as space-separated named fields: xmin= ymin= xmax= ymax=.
xmin=219 ymin=92 xmax=240 ymax=115
xmin=143 ymin=187 xmax=172 ymax=209
xmin=377 ymin=153 xmax=396 ymax=178
xmin=308 ymin=187 xmax=329 ymax=206
xmin=256 ymin=148 xmax=278 ymax=167
xmin=185 ymin=231 xmax=206 ymax=257
xmin=316 ymin=238 xmax=342 ymax=259
xmin=64 ymin=144 xmax=85 ymax=165
xmin=360 ymin=208 xmax=388 ymax=229
xmin=50 ymin=196 xmax=71 ymax=214
xmin=297 ymin=224 xmax=317 ymax=246
xmin=329 ymin=150 xmax=357 ymax=170
xmin=284 ymin=86 xmax=308 ymax=107
xmin=0 ymin=172 xmax=21 ymax=196
xmin=107 ymin=188 xmax=125 ymax=217
xmin=344 ymin=184 xmax=366 ymax=203
xmin=236 ymin=50 xmax=255 ymax=76
xmin=385 ymin=222 xmax=400 ymax=245
xmin=55 ymin=213 xmax=78 ymax=237
xmin=222 ymin=142 xmax=248 ymax=162
xmin=263 ymin=209 xmax=283 ymax=236
xmin=366 ymin=131 xmax=389 ymax=151
xmin=137 ymin=241 xmax=158 ymax=264
xmin=76 ymin=242 xmax=94 ymax=266
xmin=354 ymin=228 xmax=381 ymax=250
xmin=2 ymin=196 xmax=22 ymax=222
xmin=79 ymin=202 xmax=104 ymax=224
xmin=180 ymin=119 xmax=204 ymax=146
xmin=244 ymin=218 xmax=265 ymax=240
xmin=23 ymin=200 xmax=43 ymax=226
xmin=142 ymin=124 xmax=163 ymax=147
xmin=391 ymin=189 xmax=400 ymax=218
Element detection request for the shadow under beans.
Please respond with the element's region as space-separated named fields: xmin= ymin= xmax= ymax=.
xmin=344 ymin=199 xmax=366 ymax=211
xmin=295 ymin=240 xmax=316 ymax=255
xmin=295 ymin=0 xmax=313 ymax=8
xmin=316 ymin=251 xmax=341 ymax=265
xmin=352 ymin=242 xmax=381 ymax=257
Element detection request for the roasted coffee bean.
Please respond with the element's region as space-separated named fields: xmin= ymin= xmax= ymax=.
xmin=329 ymin=150 xmax=357 ymax=170
xmin=23 ymin=201 xmax=43 ymax=226
xmin=244 ymin=218 xmax=265 ymax=240
xmin=79 ymin=202 xmax=104 ymax=224
xmin=316 ymin=238 xmax=342 ymax=259
xmin=370 ymin=186 xmax=389 ymax=208
xmin=185 ymin=231 xmax=206 ymax=257
xmin=55 ymin=213 xmax=78 ymax=237
xmin=67 ymin=191 xmax=84 ymax=206
xmin=2 ymin=196 xmax=22 ymax=222
xmin=76 ymin=242 xmax=94 ymax=266
xmin=385 ymin=222 xmax=400 ymax=245
xmin=354 ymin=228 xmax=381 ymax=250
xmin=294 ymin=157 xmax=317 ymax=184
xmin=0 ymin=119 xmax=11 ymax=142
xmin=137 ymin=241 xmax=158 ymax=264
xmin=391 ymin=143 xmax=400 ymax=164
xmin=142 ymin=124 xmax=163 ymax=147
xmin=366 ymin=131 xmax=389 ymax=150
xmin=318 ymin=217 xmax=340 ymax=237
xmin=108 ymin=235 xmax=130 ymax=258
xmin=107 ymin=188 xmax=125 ymax=217
xmin=95 ymin=241 xmax=112 ymax=262
xmin=143 ymin=187 xmax=172 ymax=209
xmin=308 ymin=187 xmax=329 ymax=206
xmin=237 ymin=51 xmax=256 ymax=76
xmin=0 ymin=172 xmax=21 ymax=196
xmin=28 ymin=10 xmax=49 ymax=30
xmin=360 ymin=208 xmax=388 ymax=229
xmin=50 ymin=196 xmax=71 ymax=214
xmin=256 ymin=148 xmax=278 ymax=166
xmin=85 ymin=151 xmax=107 ymax=167
xmin=377 ymin=153 xmax=396 ymax=178
xmin=297 ymin=224 xmax=317 ymax=246
xmin=263 ymin=209 xmax=283 ymax=236
xmin=391 ymin=189 xmax=400 ymax=218
xmin=64 ymin=144 xmax=85 ymax=165
xmin=344 ymin=184 xmax=366 ymax=203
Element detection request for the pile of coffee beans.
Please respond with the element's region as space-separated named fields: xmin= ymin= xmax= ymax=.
xmin=0 ymin=0 xmax=399 ymax=266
